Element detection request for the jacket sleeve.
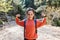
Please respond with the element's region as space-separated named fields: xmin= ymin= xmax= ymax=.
xmin=15 ymin=17 xmax=24 ymax=27
xmin=37 ymin=18 xmax=46 ymax=28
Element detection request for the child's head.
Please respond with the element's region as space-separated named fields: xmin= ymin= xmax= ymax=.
xmin=25 ymin=7 xmax=35 ymax=20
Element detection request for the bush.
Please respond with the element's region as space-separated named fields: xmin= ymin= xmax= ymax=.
xmin=57 ymin=20 xmax=60 ymax=26
xmin=52 ymin=18 xmax=60 ymax=26
xmin=0 ymin=20 xmax=3 ymax=25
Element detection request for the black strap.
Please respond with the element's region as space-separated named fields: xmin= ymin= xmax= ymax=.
xmin=24 ymin=19 xmax=26 ymax=38
xmin=34 ymin=19 xmax=37 ymax=33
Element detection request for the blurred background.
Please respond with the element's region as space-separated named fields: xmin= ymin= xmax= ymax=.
xmin=0 ymin=0 xmax=60 ymax=27
xmin=0 ymin=0 xmax=60 ymax=40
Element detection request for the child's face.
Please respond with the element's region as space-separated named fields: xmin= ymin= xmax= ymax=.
xmin=27 ymin=11 xmax=34 ymax=20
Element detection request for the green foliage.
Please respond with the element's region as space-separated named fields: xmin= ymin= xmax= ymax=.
xmin=57 ymin=20 xmax=60 ymax=26
xmin=0 ymin=20 xmax=3 ymax=24
xmin=53 ymin=18 xmax=60 ymax=26
xmin=48 ymin=0 xmax=60 ymax=7
xmin=0 ymin=0 xmax=13 ymax=13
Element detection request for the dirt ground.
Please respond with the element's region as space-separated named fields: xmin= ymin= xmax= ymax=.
xmin=0 ymin=21 xmax=60 ymax=40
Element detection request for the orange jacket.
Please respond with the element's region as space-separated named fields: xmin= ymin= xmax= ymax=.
xmin=16 ymin=17 xmax=46 ymax=39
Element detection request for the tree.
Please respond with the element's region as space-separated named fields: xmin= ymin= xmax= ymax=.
xmin=47 ymin=0 xmax=60 ymax=8
xmin=0 ymin=0 xmax=13 ymax=13
xmin=0 ymin=0 xmax=14 ymax=21
xmin=25 ymin=0 xmax=35 ymax=8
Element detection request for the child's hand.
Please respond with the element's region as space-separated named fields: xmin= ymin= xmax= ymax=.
xmin=41 ymin=13 xmax=46 ymax=17
xmin=41 ymin=13 xmax=46 ymax=18
xmin=16 ymin=14 xmax=20 ymax=17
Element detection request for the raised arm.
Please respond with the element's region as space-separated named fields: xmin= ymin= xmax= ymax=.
xmin=15 ymin=14 xmax=24 ymax=27
xmin=37 ymin=18 xmax=46 ymax=28
xmin=37 ymin=12 xmax=46 ymax=28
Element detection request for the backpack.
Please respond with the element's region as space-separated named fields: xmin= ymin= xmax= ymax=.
xmin=24 ymin=19 xmax=37 ymax=37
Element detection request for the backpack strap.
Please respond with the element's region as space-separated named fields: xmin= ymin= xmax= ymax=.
xmin=34 ymin=19 xmax=37 ymax=33
xmin=24 ymin=19 xmax=26 ymax=38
